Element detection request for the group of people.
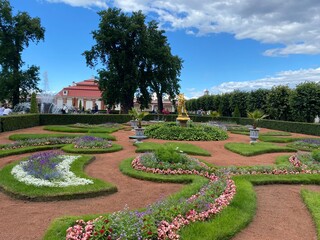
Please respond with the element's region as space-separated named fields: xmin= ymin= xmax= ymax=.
xmin=0 ymin=104 xmax=12 ymax=116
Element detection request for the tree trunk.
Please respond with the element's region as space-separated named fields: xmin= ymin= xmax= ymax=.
xmin=157 ymin=93 xmax=163 ymax=113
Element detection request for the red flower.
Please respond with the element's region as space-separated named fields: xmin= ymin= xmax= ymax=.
xmin=108 ymin=228 xmax=113 ymax=233
xmin=147 ymin=231 xmax=153 ymax=235
xmin=104 ymin=219 xmax=109 ymax=224
xmin=100 ymin=229 xmax=105 ymax=234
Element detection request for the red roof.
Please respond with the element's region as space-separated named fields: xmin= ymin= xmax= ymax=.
xmin=56 ymin=79 xmax=102 ymax=98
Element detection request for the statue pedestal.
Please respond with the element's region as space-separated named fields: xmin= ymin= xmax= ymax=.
xmin=177 ymin=116 xmax=190 ymax=127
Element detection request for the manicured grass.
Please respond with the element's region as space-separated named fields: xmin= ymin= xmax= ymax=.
xmin=301 ymin=189 xmax=320 ymax=240
xmin=9 ymin=133 xmax=116 ymax=141
xmin=229 ymin=130 xmax=250 ymax=135
xmin=0 ymin=145 xmax=65 ymax=158
xmin=0 ymin=155 xmax=117 ymax=201
xmin=224 ymin=142 xmax=296 ymax=156
xmin=43 ymin=125 xmax=120 ymax=134
xmin=134 ymin=142 xmax=211 ymax=156
xmin=61 ymin=143 xmax=123 ymax=154
xmin=261 ymin=131 xmax=292 ymax=136
xmin=275 ymin=155 xmax=291 ymax=167
xmin=259 ymin=135 xmax=300 ymax=143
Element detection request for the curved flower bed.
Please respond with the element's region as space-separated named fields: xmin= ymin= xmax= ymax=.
xmin=66 ymin=156 xmax=236 ymax=240
xmin=11 ymin=151 xmax=93 ymax=187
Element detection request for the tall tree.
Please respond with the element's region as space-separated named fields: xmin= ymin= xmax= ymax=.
xmin=142 ymin=21 xmax=182 ymax=112
xmin=290 ymin=82 xmax=320 ymax=122
xmin=0 ymin=0 xmax=44 ymax=106
xmin=84 ymin=8 xmax=147 ymax=113
xmin=266 ymin=85 xmax=292 ymax=121
xmin=247 ymin=88 xmax=270 ymax=112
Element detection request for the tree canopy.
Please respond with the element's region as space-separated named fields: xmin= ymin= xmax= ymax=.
xmin=0 ymin=0 xmax=45 ymax=106
xmin=83 ymin=8 xmax=182 ymax=113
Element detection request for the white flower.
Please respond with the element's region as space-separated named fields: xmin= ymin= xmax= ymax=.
xmin=11 ymin=155 xmax=93 ymax=187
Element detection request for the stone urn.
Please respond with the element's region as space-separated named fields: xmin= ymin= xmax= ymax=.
xmin=130 ymin=120 xmax=138 ymax=130
xmin=129 ymin=127 xmax=148 ymax=143
xmin=249 ymin=128 xmax=260 ymax=143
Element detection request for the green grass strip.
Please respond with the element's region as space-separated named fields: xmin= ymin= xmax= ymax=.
xmin=134 ymin=142 xmax=211 ymax=156
xmin=44 ymin=125 xmax=120 ymax=134
xmin=259 ymin=135 xmax=301 ymax=143
xmin=301 ymin=189 xmax=320 ymax=240
xmin=0 ymin=145 xmax=65 ymax=158
xmin=0 ymin=155 xmax=117 ymax=201
xmin=224 ymin=142 xmax=296 ymax=156
xmin=61 ymin=144 xmax=123 ymax=154
xmin=9 ymin=133 xmax=116 ymax=141
xmin=275 ymin=155 xmax=291 ymax=167
xmin=260 ymin=131 xmax=292 ymax=136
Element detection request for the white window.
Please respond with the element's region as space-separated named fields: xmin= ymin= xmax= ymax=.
xmin=63 ymin=90 xmax=68 ymax=95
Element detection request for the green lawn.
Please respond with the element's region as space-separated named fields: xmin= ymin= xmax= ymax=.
xmin=224 ymin=142 xmax=296 ymax=156
xmin=134 ymin=142 xmax=211 ymax=156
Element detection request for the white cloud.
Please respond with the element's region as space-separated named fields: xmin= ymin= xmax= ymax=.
xmin=207 ymin=67 xmax=320 ymax=94
xmin=45 ymin=0 xmax=320 ymax=56
xmin=45 ymin=0 xmax=108 ymax=8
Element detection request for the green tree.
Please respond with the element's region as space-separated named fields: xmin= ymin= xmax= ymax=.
xmin=290 ymin=82 xmax=320 ymax=122
xmin=266 ymin=85 xmax=292 ymax=121
xmin=247 ymin=88 xmax=270 ymax=112
xmin=229 ymin=90 xmax=248 ymax=117
xmin=30 ymin=92 xmax=38 ymax=113
xmin=232 ymin=105 xmax=240 ymax=118
xmin=84 ymin=8 xmax=147 ymax=113
xmin=0 ymin=0 xmax=45 ymax=106
xmin=141 ymin=21 xmax=182 ymax=112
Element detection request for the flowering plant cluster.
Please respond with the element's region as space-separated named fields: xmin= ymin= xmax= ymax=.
xmin=74 ymin=136 xmax=112 ymax=149
xmin=67 ymin=153 xmax=235 ymax=240
xmin=11 ymin=151 xmax=93 ymax=187
xmin=221 ymin=152 xmax=320 ymax=176
xmin=0 ymin=137 xmax=75 ymax=150
xmin=289 ymin=138 xmax=320 ymax=151
xmin=139 ymin=149 xmax=209 ymax=172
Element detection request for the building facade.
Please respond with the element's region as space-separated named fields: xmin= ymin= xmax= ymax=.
xmin=55 ymin=78 xmax=105 ymax=111
xmin=55 ymin=78 xmax=175 ymax=112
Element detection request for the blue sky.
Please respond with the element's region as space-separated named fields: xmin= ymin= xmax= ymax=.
xmin=10 ymin=0 xmax=320 ymax=98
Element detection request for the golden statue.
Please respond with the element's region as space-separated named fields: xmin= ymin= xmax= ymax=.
xmin=176 ymin=94 xmax=190 ymax=126
xmin=177 ymin=93 xmax=188 ymax=117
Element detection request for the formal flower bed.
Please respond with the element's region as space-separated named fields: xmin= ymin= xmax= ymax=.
xmin=221 ymin=152 xmax=320 ymax=176
xmin=66 ymin=153 xmax=236 ymax=240
xmin=144 ymin=122 xmax=228 ymax=141
xmin=0 ymin=137 xmax=75 ymax=150
xmin=11 ymin=151 xmax=93 ymax=187
xmin=138 ymin=146 xmax=209 ymax=172
xmin=288 ymin=138 xmax=320 ymax=151
xmin=74 ymin=136 xmax=112 ymax=149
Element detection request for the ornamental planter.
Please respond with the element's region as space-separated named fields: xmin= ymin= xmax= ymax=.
xmin=249 ymin=128 xmax=259 ymax=143
xmin=129 ymin=127 xmax=148 ymax=143
xmin=130 ymin=120 xmax=138 ymax=129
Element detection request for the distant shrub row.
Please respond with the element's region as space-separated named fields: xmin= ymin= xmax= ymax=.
xmin=0 ymin=114 xmax=319 ymax=136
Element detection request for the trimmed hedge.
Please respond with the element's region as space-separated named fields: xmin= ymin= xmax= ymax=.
xmin=0 ymin=114 xmax=39 ymax=132
xmin=0 ymin=114 xmax=319 ymax=136
xmin=39 ymin=114 xmax=131 ymax=125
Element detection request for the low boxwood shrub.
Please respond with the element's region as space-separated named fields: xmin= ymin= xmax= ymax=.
xmin=144 ymin=122 xmax=228 ymax=141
